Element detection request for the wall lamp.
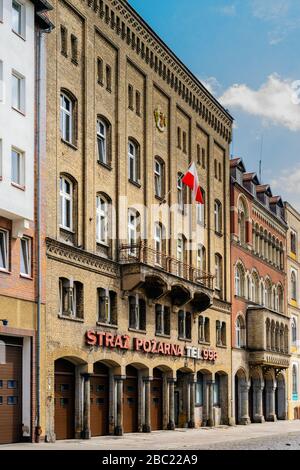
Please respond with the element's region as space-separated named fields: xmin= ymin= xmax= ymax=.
xmin=0 ymin=319 xmax=8 ymax=326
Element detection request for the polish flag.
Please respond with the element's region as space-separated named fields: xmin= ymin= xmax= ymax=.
xmin=182 ymin=162 xmax=204 ymax=204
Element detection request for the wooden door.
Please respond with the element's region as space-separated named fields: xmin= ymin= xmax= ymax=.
xmin=90 ymin=364 xmax=109 ymax=436
xmin=151 ymin=370 xmax=163 ymax=431
xmin=123 ymin=366 xmax=138 ymax=433
xmin=54 ymin=359 xmax=75 ymax=440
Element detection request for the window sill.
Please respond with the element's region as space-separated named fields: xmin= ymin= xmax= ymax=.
xmin=178 ymin=337 xmax=192 ymax=342
xmin=12 ymin=106 xmax=26 ymax=117
xmin=12 ymin=29 xmax=26 ymax=41
xmin=59 ymin=226 xmax=75 ymax=234
xmin=11 ymin=182 xmax=25 ymax=191
xmin=155 ymin=195 xmax=165 ymax=203
xmin=96 ymin=241 xmax=109 ymax=248
xmin=20 ymin=274 xmax=33 ymax=280
xmin=97 ymin=161 xmax=112 ymax=171
xmin=61 ymin=138 xmax=78 ymax=151
xmin=96 ymin=322 xmax=118 ymax=329
xmin=128 ymin=327 xmax=146 ymax=334
xmin=128 ymin=179 xmax=141 ymax=189
xmin=198 ymin=340 xmax=211 ymax=346
xmin=215 ymin=231 xmax=223 ymax=238
xmin=58 ymin=314 xmax=84 ymax=323
xmin=0 ymin=268 xmax=10 ymax=275
xmin=216 ymin=343 xmax=227 ymax=349
xmin=155 ymin=332 xmax=171 ymax=339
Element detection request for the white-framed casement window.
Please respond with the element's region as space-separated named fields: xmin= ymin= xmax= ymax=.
xmin=12 ymin=70 xmax=25 ymax=113
xmin=196 ymin=192 xmax=205 ymax=224
xmin=12 ymin=0 xmax=26 ymax=38
xmin=60 ymin=93 xmax=73 ymax=143
xmin=128 ymin=209 xmax=138 ymax=254
xmin=11 ymin=147 xmax=25 ymax=186
xmin=97 ymin=118 xmax=107 ymax=164
xmin=214 ymin=200 xmax=222 ymax=233
xmin=197 ymin=244 xmax=206 ymax=272
xmin=177 ymin=235 xmax=184 ymax=277
xmin=154 ymin=158 xmax=163 ymax=198
xmin=215 ymin=254 xmax=222 ymax=292
xmin=154 ymin=222 xmax=163 ymax=266
xmin=177 ymin=173 xmax=184 ymax=211
xmin=291 ymin=269 xmax=298 ymax=301
xmin=20 ymin=236 xmax=31 ymax=277
xmin=0 ymin=229 xmax=9 ymax=271
xmin=96 ymin=195 xmax=108 ymax=245
xmin=60 ymin=176 xmax=73 ymax=230
xmin=128 ymin=139 xmax=139 ymax=183
xmin=292 ymin=318 xmax=297 ymax=345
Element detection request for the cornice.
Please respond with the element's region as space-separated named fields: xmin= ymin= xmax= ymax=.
xmin=46 ymin=237 xmax=119 ymax=278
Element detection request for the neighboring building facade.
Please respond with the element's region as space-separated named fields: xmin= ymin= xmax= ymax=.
xmin=43 ymin=0 xmax=233 ymax=441
xmin=0 ymin=0 xmax=52 ymax=444
xmin=284 ymin=202 xmax=300 ymax=420
xmin=230 ymin=158 xmax=289 ymax=425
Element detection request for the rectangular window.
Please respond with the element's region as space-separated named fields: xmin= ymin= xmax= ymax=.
xmin=12 ymin=0 xmax=25 ymax=37
xmin=7 ymin=396 xmax=17 ymax=405
xmin=12 ymin=70 xmax=25 ymax=113
xmin=129 ymin=295 xmax=146 ymax=331
xmin=136 ymin=90 xmax=141 ymax=116
xmin=60 ymin=25 xmax=68 ymax=57
xmin=97 ymin=58 xmax=103 ymax=85
xmin=11 ymin=147 xmax=24 ymax=186
xmin=20 ymin=236 xmax=31 ymax=277
xmin=178 ymin=310 xmax=191 ymax=340
xmin=0 ymin=229 xmax=9 ymax=270
xmin=128 ymin=84 xmax=134 ymax=110
xmin=106 ymin=64 xmax=112 ymax=92
xmin=71 ymin=34 xmax=78 ymax=64
xmin=98 ymin=288 xmax=117 ymax=325
xmin=155 ymin=304 xmax=170 ymax=336
xmin=60 ymin=93 xmax=73 ymax=144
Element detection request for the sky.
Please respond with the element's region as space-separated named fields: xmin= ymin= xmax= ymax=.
xmin=129 ymin=0 xmax=300 ymax=210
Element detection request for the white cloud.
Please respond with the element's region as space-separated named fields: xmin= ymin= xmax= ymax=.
xmin=218 ymin=4 xmax=236 ymax=17
xmin=219 ymin=74 xmax=300 ymax=131
xmin=200 ymin=76 xmax=222 ymax=95
xmin=251 ymin=0 xmax=290 ymax=21
xmin=271 ymin=166 xmax=300 ymax=210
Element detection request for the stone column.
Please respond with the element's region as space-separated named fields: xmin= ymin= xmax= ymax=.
xmin=82 ymin=374 xmax=91 ymax=439
xmin=143 ymin=377 xmax=152 ymax=433
xmin=188 ymin=374 xmax=196 ymax=428
xmin=266 ymin=382 xmax=277 ymax=422
xmin=114 ymin=376 xmax=124 ymax=436
xmin=253 ymin=382 xmax=265 ymax=423
xmin=207 ymin=380 xmax=215 ymax=427
xmin=167 ymin=378 xmax=176 ymax=430
xmin=240 ymin=382 xmax=251 ymax=425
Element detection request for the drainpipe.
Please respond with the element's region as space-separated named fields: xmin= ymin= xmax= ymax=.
xmin=35 ymin=23 xmax=52 ymax=443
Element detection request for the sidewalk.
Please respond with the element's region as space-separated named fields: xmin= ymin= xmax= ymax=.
xmin=2 ymin=420 xmax=300 ymax=450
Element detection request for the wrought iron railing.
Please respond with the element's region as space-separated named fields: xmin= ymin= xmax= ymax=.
xmin=119 ymin=243 xmax=214 ymax=290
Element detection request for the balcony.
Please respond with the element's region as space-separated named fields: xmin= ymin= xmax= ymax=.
xmin=119 ymin=243 xmax=214 ymax=313
xmin=247 ymin=306 xmax=290 ymax=370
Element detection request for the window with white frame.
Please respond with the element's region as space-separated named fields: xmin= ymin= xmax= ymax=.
xmin=128 ymin=140 xmax=139 ymax=183
xmin=60 ymin=176 xmax=73 ymax=230
xmin=97 ymin=118 xmax=108 ymax=164
xmin=20 ymin=236 xmax=31 ymax=276
xmin=154 ymin=223 xmax=163 ymax=266
xmin=236 ymin=316 xmax=244 ymax=348
xmin=96 ymin=195 xmax=108 ymax=245
xmin=177 ymin=173 xmax=184 ymax=211
xmin=12 ymin=0 xmax=25 ymax=38
xmin=154 ymin=158 xmax=164 ymax=198
xmin=0 ymin=229 xmax=9 ymax=271
xmin=291 ymin=270 xmax=297 ymax=301
xmin=128 ymin=209 xmax=139 ymax=254
xmin=11 ymin=147 xmax=24 ymax=186
xmin=235 ymin=264 xmax=244 ymax=297
xmin=177 ymin=235 xmax=184 ymax=277
xmin=214 ymin=200 xmax=222 ymax=233
xmin=12 ymin=70 xmax=25 ymax=113
xmin=197 ymin=245 xmax=206 ymax=272
xmin=60 ymin=93 xmax=73 ymax=144
xmin=292 ymin=318 xmax=297 ymax=345
xmin=215 ymin=254 xmax=222 ymax=292
xmin=196 ymin=190 xmax=205 ymax=224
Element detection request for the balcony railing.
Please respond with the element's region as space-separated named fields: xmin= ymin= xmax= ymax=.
xmin=119 ymin=243 xmax=214 ymax=290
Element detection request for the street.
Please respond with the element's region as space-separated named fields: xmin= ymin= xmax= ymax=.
xmin=1 ymin=420 xmax=300 ymax=450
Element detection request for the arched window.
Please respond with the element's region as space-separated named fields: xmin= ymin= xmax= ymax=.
xmin=128 ymin=139 xmax=140 ymax=183
xmin=97 ymin=118 xmax=111 ymax=165
xmin=235 ymin=263 xmax=245 ymax=297
xmin=265 ymin=279 xmax=272 ymax=309
xmin=292 ymin=365 xmax=298 ymax=399
xmin=252 ymin=272 xmax=259 ymax=303
xmin=60 ymin=176 xmax=73 ymax=230
xmin=238 ymin=198 xmax=248 ymax=245
xmin=292 ymin=318 xmax=297 ymax=345
xmin=214 ymin=200 xmax=222 ymax=233
xmin=197 ymin=245 xmax=206 ymax=272
xmin=215 ymin=254 xmax=222 ymax=294
xmin=96 ymin=194 xmax=109 ymax=245
xmin=260 ymin=281 xmax=265 ymax=306
xmin=154 ymin=157 xmax=165 ymax=199
xmin=60 ymin=91 xmax=76 ymax=145
xmin=128 ymin=209 xmax=140 ymax=255
xmin=236 ymin=316 xmax=245 ymax=348
xmin=291 ymin=270 xmax=297 ymax=301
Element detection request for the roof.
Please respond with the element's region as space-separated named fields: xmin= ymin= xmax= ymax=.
xmin=32 ymin=0 xmax=54 ymax=31
xmin=270 ymin=196 xmax=283 ymax=207
xmin=243 ymin=172 xmax=260 ymax=184
xmin=230 ymin=157 xmax=246 ymax=172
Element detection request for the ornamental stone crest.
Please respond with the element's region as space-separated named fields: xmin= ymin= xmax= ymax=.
xmin=154 ymin=107 xmax=167 ymax=133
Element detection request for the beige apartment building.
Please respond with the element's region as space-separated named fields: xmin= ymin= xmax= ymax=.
xmin=42 ymin=0 xmax=233 ymax=441
xmin=284 ymin=202 xmax=300 ymax=420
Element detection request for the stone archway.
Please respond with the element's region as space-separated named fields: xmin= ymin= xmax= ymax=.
xmin=275 ymin=373 xmax=286 ymax=420
xmin=249 ymin=368 xmax=265 ymax=423
xmin=234 ymin=369 xmax=250 ymax=425
xmin=214 ymin=371 xmax=229 ymax=425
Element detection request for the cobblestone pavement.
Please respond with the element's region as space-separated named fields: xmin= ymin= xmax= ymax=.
xmin=1 ymin=420 xmax=300 ymax=450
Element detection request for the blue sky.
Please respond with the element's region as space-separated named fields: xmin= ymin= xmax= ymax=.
xmin=129 ymin=0 xmax=300 ymax=209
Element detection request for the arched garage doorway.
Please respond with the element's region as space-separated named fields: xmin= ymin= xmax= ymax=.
xmin=54 ymin=358 xmax=75 ymax=440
